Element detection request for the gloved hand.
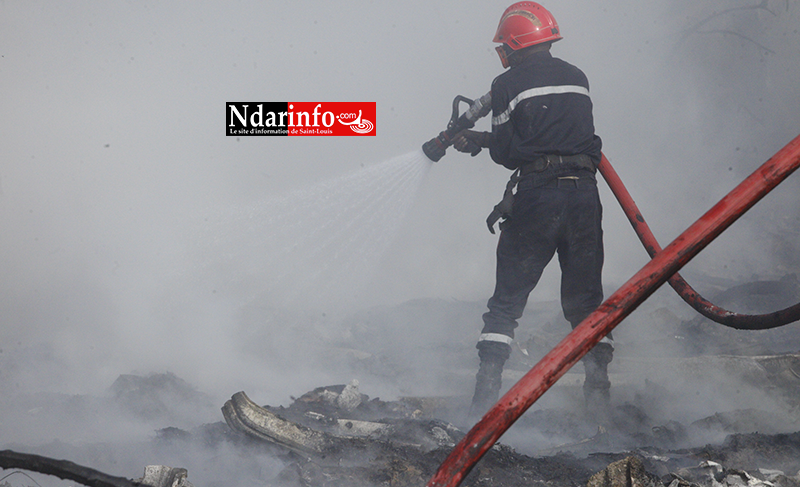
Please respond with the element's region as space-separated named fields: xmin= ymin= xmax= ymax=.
xmin=486 ymin=168 xmax=520 ymax=234
xmin=486 ymin=199 xmax=512 ymax=234
xmin=452 ymin=130 xmax=491 ymax=156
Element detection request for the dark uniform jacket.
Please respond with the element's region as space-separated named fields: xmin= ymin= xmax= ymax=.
xmin=489 ymin=50 xmax=602 ymax=171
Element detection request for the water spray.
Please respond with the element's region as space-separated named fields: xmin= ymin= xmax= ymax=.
xmin=421 ymin=92 xmax=492 ymax=162
xmin=199 ymin=151 xmax=431 ymax=311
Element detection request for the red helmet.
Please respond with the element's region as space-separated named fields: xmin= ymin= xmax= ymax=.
xmin=493 ymin=2 xmax=562 ymax=50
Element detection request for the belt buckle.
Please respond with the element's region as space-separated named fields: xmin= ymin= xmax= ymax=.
xmin=545 ymin=154 xmax=563 ymax=168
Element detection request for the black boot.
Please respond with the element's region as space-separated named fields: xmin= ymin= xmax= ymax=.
xmin=468 ymin=341 xmax=511 ymax=420
xmin=583 ymin=342 xmax=613 ymax=422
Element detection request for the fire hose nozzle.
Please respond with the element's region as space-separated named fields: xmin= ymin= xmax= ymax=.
xmin=422 ymin=92 xmax=492 ymax=162
xmin=422 ymin=132 xmax=450 ymax=162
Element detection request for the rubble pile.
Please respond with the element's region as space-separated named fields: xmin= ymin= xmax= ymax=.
xmin=3 ymin=277 xmax=800 ymax=487
xmin=221 ymin=382 xmax=601 ymax=487
xmin=219 ymin=379 xmax=800 ymax=487
xmin=4 ymin=362 xmax=800 ymax=486
xmin=221 ymin=275 xmax=800 ymax=486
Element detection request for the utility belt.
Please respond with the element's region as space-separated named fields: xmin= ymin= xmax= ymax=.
xmin=485 ymin=153 xmax=597 ymax=234
xmin=519 ymin=153 xmax=596 ymax=176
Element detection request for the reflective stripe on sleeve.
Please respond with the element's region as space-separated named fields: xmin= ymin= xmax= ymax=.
xmin=492 ymin=85 xmax=591 ymax=126
xmin=478 ymin=333 xmax=513 ymax=345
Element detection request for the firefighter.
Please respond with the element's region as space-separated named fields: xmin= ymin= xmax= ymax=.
xmin=453 ymin=1 xmax=613 ymax=420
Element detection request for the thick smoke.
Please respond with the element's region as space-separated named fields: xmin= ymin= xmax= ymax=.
xmin=1 ymin=1 xmax=799 ymax=485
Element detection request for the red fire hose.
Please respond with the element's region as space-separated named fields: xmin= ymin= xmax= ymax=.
xmin=599 ymin=154 xmax=800 ymax=329
xmin=427 ymin=133 xmax=800 ymax=487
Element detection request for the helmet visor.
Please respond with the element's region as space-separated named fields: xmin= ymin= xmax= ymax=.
xmin=495 ymin=45 xmax=511 ymax=69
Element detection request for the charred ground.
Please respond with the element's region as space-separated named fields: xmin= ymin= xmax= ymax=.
xmin=3 ymin=280 xmax=800 ymax=487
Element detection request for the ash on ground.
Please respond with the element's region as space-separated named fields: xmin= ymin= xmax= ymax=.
xmin=3 ymin=277 xmax=800 ymax=487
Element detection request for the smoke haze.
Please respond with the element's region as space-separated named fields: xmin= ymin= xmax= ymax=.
xmin=1 ymin=0 xmax=800 ymax=485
